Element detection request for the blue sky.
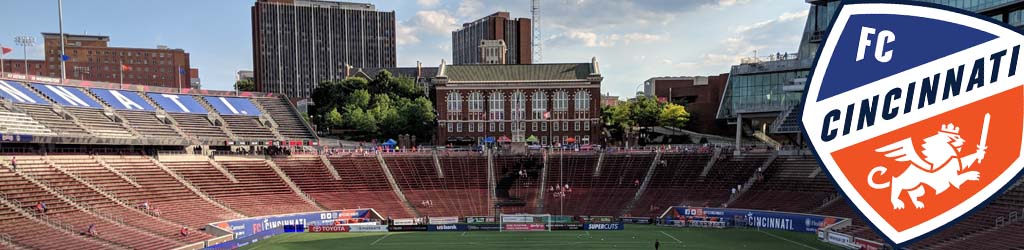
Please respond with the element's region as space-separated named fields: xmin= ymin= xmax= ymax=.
xmin=1 ymin=0 xmax=809 ymax=98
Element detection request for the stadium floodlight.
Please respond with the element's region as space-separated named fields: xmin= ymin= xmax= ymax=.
xmin=499 ymin=213 xmax=552 ymax=232
xmin=14 ymin=36 xmax=35 ymax=75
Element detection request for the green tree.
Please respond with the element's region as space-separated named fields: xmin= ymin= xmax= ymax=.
xmin=659 ymin=103 xmax=691 ymax=128
xmin=630 ymin=96 xmax=662 ymax=128
xmin=309 ymin=70 xmax=435 ymax=141
xmin=234 ymin=80 xmax=255 ymax=92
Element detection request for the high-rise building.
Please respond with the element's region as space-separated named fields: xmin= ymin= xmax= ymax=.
xmin=189 ymin=68 xmax=200 ymax=89
xmin=452 ymin=12 xmax=532 ymax=65
xmin=252 ymin=0 xmax=397 ymax=99
xmin=39 ymin=33 xmax=191 ymax=89
xmin=717 ymin=0 xmax=1024 ymax=145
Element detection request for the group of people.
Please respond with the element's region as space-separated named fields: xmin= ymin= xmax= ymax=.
xmin=137 ymin=200 xmax=162 ymax=217
xmin=549 ymin=184 xmax=572 ymax=198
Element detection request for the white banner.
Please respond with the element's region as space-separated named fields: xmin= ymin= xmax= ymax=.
xmin=393 ymin=218 xmax=417 ymax=226
xmin=501 ymin=216 xmax=534 ymax=223
xmin=429 ymin=217 xmax=459 ymax=225
xmin=348 ymin=225 xmax=389 ymax=232
xmin=827 ymin=232 xmax=854 ymax=246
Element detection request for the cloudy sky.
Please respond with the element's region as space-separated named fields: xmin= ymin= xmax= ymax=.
xmin=0 ymin=0 xmax=809 ymax=98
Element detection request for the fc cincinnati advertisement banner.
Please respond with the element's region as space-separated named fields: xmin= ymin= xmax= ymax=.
xmin=210 ymin=209 xmax=380 ymax=239
xmin=801 ymin=1 xmax=1024 ymax=247
xmin=663 ymin=206 xmax=840 ymax=233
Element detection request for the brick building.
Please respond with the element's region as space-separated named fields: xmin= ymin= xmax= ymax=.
xmin=0 ymin=59 xmax=46 ymax=76
xmin=643 ymin=73 xmax=729 ymax=135
xmin=434 ymin=58 xmax=603 ymax=145
xmin=452 ymin=12 xmax=531 ymax=65
xmin=40 ymin=33 xmax=192 ymax=88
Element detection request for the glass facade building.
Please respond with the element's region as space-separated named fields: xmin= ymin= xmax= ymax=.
xmin=717 ymin=0 xmax=1024 ymax=133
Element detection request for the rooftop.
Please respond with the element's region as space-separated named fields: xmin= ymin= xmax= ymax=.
xmin=439 ymin=63 xmax=598 ymax=82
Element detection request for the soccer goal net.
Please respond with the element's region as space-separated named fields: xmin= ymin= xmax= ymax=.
xmin=499 ymin=214 xmax=552 ymax=232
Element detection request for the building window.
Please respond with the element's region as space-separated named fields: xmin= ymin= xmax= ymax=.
xmin=584 ymin=122 xmax=590 ymax=131
xmin=575 ymin=122 xmax=580 ymax=131
xmin=511 ymin=90 xmax=526 ymax=121
xmin=490 ymin=122 xmax=495 ymax=132
xmin=532 ymin=91 xmax=547 ymax=119
xmin=542 ymin=136 xmax=548 ymax=145
xmin=532 ymin=122 xmax=538 ymax=131
xmin=499 ymin=122 xmax=504 ymax=132
xmin=447 ymin=123 xmax=453 ymax=132
xmin=468 ymin=91 xmax=484 ymax=112
xmin=468 ymin=122 xmax=475 ymax=132
xmin=563 ymin=122 xmax=569 ymax=131
xmin=541 ymin=122 xmax=547 ymax=131
xmin=554 ymin=90 xmax=568 ymax=112
xmin=457 ymin=122 xmax=462 ymax=132
xmin=489 ymin=91 xmax=504 ymax=121
xmin=478 ymin=123 xmax=484 ymax=131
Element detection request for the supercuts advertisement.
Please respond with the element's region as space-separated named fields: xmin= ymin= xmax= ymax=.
xmin=667 ymin=206 xmax=840 ymax=233
xmin=585 ymin=223 xmax=624 ymax=230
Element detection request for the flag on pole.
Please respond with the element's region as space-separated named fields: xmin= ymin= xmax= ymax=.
xmin=1 ymin=47 xmax=12 ymax=55
xmin=543 ymin=111 xmax=551 ymax=120
xmin=178 ymin=67 xmax=186 ymax=75
xmin=60 ymin=54 xmax=70 ymax=61
xmin=121 ymin=64 xmax=132 ymax=71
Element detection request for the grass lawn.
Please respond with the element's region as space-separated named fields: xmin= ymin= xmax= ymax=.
xmin=240 ymin=225 xmax=845 ymax=250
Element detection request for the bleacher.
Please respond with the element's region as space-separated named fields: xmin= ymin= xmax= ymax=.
xmin=630 ymin=152 xmax=711 ymax=216
xmin=257 ymin=98 xmax=315 ymax=140
xmin=0 ymin=109 xmax=55 ymax=135
xmin=327 ymin=156 xmax=413 ymax=218
xmin=221 ymin=115 xmax=276 ymax=140
xmin=118 ymin=110 xmax=181 ymax=137
xmin=169 ymin=159 xmax=317 ymax=216
xmin=168 ymin=113 xmax=229 ymax=139
xmin=543 ymin=153 xmax=654 ymax=216
xmin=390 ymin=155 xmax=490 ymax=217
xmin=63 ymin=107 xmax=135 ymax=138
xmin=16 ymin=104 xmax=89 ymax=135
xmin=731 ymin=156 xmax=835 ymax=212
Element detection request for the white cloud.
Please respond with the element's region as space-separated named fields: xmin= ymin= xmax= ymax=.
xmin=701 ymin=0 xmax=751 ymax=10
xmin=550 ymin=31 xmax=666 ymax=48
xmin=396 ymin=10 xmax=458 ymax=46
xmin=456 ymin=0 xmax=485 ymax=19
xmin=416 ymin=0 xmax=440 ymax=8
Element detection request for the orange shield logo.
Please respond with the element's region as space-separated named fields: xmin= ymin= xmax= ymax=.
xmin=802 ymin=1 xmax=1024 ymax=246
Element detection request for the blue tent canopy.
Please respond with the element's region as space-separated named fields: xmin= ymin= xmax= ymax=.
xmin=483 ymin=136 xmax=496 ymax=143
xmin=382 ymin=139 xmax=397 ymax=146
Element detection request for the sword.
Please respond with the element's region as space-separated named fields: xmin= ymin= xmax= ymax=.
xmin=978 ymin=113 xmax=991 ymax=163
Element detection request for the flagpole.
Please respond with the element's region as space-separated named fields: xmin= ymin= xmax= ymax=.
xmin=176 ymin=66 xmax=182 ymax=93
xmin=119 ymin=60 xmax=124 ymax=89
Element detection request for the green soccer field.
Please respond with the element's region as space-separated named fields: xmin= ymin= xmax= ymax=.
xmin=239 ymin=225 xmax=846 ymax=250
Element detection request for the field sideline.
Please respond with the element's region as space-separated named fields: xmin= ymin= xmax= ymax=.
xmin=239 ymin=225 xmax=845 ymax=250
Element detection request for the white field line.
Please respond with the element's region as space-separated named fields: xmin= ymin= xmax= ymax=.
xmin=659 ymin=231 xmax=682 ymax=243
xmin=370 ymin=233 xmax=391 ymax=246
xmin=758 ymin=230 xmax=820 ymax=250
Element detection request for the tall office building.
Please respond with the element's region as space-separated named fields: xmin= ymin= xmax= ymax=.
xmin=252 ymin=0 xmax=396 ymax=99
xmin=452 ymin=12 xmax=532 ymax=65
xmin=717 ymin=0 xmax=1024 ymax=144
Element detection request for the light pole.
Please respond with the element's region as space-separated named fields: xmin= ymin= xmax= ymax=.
xmin=58 ymin=0 xmax=67 ymax=82
xmin=14 ymin=36 xmax=35 ymax=75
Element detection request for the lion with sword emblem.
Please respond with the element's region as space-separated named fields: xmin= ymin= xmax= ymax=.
xmin=867 ymin=114 xmax=991 ymax=210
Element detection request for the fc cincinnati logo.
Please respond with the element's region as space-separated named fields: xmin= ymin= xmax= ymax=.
xmin=801 ymin=1 xmax=1024 ymax=247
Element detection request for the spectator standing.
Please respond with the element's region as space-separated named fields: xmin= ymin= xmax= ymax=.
xmin=10 ymin=157 xmax=16 ymax=171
